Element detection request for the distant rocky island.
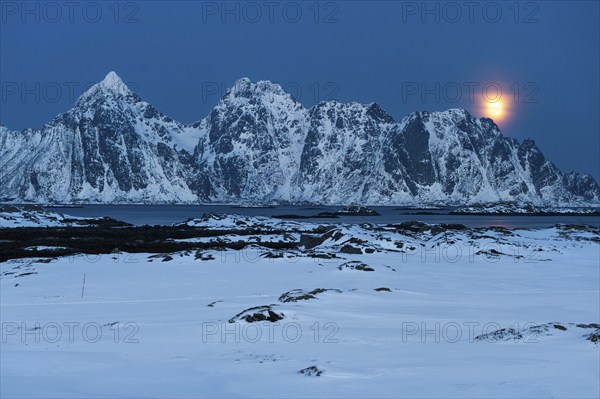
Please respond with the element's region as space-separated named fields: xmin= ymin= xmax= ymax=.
xmin=450 ymin=203 xmax=600 ymax=216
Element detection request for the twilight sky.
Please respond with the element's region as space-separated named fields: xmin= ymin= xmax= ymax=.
xmin=1 ymin=1 xmax=598 ymax=179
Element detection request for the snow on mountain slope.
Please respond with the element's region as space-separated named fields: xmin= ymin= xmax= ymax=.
xmin=0 ymin=72 xmax=207 ymax=203
xmin=296 ymin=102 xmax=398 ymax=203
xmin=194 ymin=78 xmax=308 ymax=202
xmin=1 ymin=72 xmax=598 ymax=205
xmin=405 ymin=109 xmax=537 ymax=203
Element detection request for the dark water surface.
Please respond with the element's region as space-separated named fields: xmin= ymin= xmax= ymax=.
xmin=44 ymin=205 xmax=600 ymax=229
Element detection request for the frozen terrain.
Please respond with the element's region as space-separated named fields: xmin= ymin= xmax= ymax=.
xmin=1 ymin=212 xmax=599 ymax=398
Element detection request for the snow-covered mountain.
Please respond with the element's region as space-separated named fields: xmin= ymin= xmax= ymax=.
xmin=193 ymin=78 xmax=308 ymax=202
xmin=1 ymin=72 xmax=598 ymax=205
xmin=0 ymin=72 xmax=211 ymax=203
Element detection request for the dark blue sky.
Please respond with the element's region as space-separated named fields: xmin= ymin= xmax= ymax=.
xmin=1 ymin=1 xmax=598 ymax=179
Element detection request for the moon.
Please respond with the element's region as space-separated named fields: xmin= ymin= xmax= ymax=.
xmin=485 ymin=99 xmax=504 ymax=120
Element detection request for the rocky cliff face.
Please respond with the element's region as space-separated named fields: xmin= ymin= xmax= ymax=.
xmin=1 ymin=72 xmax=598 ymax=205
xmin=193 ymin=78 xmax=308 ymax=202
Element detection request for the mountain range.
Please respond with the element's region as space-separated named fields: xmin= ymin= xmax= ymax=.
xmin=1 ymin=71 xmax=598 ymax=205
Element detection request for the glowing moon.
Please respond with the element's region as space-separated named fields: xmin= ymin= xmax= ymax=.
xmin=485 ymin=99 xmax=504 ymax=120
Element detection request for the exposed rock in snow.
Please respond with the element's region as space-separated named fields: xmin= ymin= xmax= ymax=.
xmin=0 ymin=205 xmax=129 ymax=228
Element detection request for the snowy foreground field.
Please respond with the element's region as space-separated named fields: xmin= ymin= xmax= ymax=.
xmin=1 ymin=213 xmax=599 ymax=398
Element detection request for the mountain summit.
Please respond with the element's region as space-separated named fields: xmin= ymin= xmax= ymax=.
xmin=0 ymin=72 xmax=598 ymax=205
xmin=78 ymin=71 xmax=133 ymax=101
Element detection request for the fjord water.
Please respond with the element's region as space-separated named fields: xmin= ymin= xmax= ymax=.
xmin=44 ymin=205 xmax=600 ymax=228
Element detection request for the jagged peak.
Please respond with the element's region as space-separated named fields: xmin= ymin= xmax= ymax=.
xmin=406 ymin=108 xmax=504 ymax=131
xmin=411 ymin=108 xmax=473 ymax=120
xmin=224 ymin=77 xmax=288 ymax=100
xmin=102 ymin=71 xmax=124 ymax=87
xmin=231 ymin=77 xmax=252 ymax=91
xmin=308 ymin=101 xmax=394 ymax=123
xmin=367 ymin=102 xmax=395 ymax=124
xmin=102 ymin=71 xmax=123 ymax=85
xmin=78 ymin=71 xmax=134 ymax=102
xmin=0 ymin=124 xmax=20 ymax=134
xmin=444 ymin=107 xmax=472 ymax=117
xmin=401 ymin=108 xmax=506 ymax=140
xmin=312 ymin=100 xmax=369 ymax=110
xmin=520 ymin=138 xmax=539 ymax=150
xmin=255 ymin=79 xmax=286 ymax=93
